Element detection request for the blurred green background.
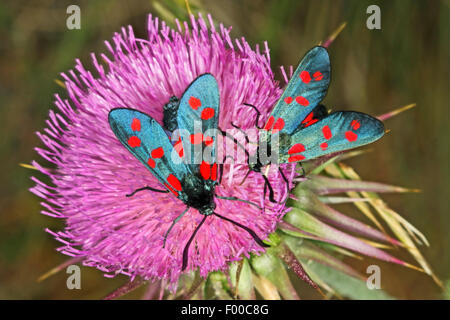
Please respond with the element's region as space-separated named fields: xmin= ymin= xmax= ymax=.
xmin=0 ymin=0 xmax=448 ymax=299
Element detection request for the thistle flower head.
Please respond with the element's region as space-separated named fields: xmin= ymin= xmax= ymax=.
xmin=31 ymin=13 xmax=438 ymax=299
xmin=30 ymin=14 xmax=296 ymax=286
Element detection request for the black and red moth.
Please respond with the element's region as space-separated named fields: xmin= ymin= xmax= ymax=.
xmin=108 ymin=74 xmax=269 ymax=271
xmin=236 ymin=46 xmax=385 ymax=200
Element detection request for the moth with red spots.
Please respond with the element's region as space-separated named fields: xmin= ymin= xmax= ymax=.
xmin=236 ymin=46 xmax=385 ymax=201
xmin=108 ymin=74 xmax=268 ymax=271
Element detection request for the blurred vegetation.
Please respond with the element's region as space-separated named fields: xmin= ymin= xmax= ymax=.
xmin=0 ymin=0 xmax=448 ymax=299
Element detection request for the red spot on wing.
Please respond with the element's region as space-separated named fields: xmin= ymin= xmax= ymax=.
xmin=272 ymin=118 xmax=285 ymax=133
xmin=345 ymin=131 xmax=358 ymax=142
xmin=322 ymin=125 xmax=332 ymax=140
xmin=300 ymin=71 xmax=311 ymax=83
xmin=174 ymin=137 xmax=184 ymax=158
xmin=264 ymin=116 xmax=275 ymax=131
xmin=295 ymin=96 xmax=309 ymax=106
xmin=200 ymin=161 xmax=211 ymax=180
xmin=313 ymin=71 xmax=324 ymax=81
xmin=301 ymin=112 xmax=318 ymax=128
xmin=201 ymin=107 xmax=215 ymax=120
xmin=131 ymin=118 xmax=141 ymax=131
xmin=288 ymin=143 xmax=306 ymax=162
xmin=288 ymin=154 xmax=306 ymax=162
xmin=204 ymin=136 xmax=214 ymax=146
xmin=164 ymin=183 xmax=179 ymax=197
xmin=320 ymin=142 xmax=328 ymax=150
xmin=147 ymin=158 xmax=156 ymax=168
xmin=128 ymin=136 xmax=141 ymax=148
xmin=188 ymin=96 xmax=201 ymax=110
xmin=167 ymin=174 xmax=182 ymax=191
xmin=284 ymin=96 xmax=293 ymax=104
xmin=190 ymin=133 xmax=204 ymax=144
xmin=151 ymin=147 xmax=164 ymax=158
xmin=302 ymin=112 xmax=313 ymax=124
xmin=304 ymin=119 xmax=318 ymax=128
xmin=288 ymin=143 xmax=305 ymax=154
xmin=351 ymin=119 xmax=361 ymax=130
xmin=211 ymin=163 xmax=217 ymax=181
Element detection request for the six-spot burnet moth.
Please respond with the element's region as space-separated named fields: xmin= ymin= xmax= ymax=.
xmin=108 ymin=74 xmax=269 ymax=271
xmin=233 ymin=46 xmax=385 ymax=202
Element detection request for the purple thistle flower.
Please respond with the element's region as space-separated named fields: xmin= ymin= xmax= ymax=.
xmin=30 ymin=14 xmax=296 ymax=285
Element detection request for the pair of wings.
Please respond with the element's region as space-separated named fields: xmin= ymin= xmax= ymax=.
xmin=109 ymin=46 xmax=385 ymax=195
xmin=260 ymin=46 xmax=385 ymax=163
xmin=108 ymin=74 xmax=220 ymax=199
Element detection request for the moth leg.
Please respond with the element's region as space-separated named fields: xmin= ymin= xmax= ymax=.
xmin=278 ymin=166 xmax=290 ymax=202
xmin=182 ymin=215 xmax=208 ymax=271
xmin=220 ymin=127 xmax=250 ymax=160
xmin=262 ymin=174 xmax=276 ymax=203
xmin=243 ymin=103 xmax=262 ymax=129
xmin=263 ymin=179 xmax=268 ymax=205
xmin=231 ymin=123 xmax=252 ymax=145
xmin=213 ymin=212 xmax=269 ymax=248
xmin=163 ymin=207 xmax=189 ymax=248
xmin=126 ymin=186 xmax=169 ymax=197
xmin=298 ymin=162 xmax=306 ymax=178
xmin=216 ymin=195 xmax=261 ymax=210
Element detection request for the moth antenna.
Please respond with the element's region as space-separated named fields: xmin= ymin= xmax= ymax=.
xmin=182 ymin=215 xmax=208 ymax=271
xmin=213 ymin=212 xmax=270 ymax=248
xmin=126 ymin=186 xmax=169 ymax=197
xmin=242 ymin=103 xmax=262 ymax=129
